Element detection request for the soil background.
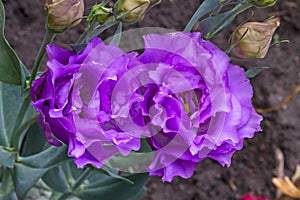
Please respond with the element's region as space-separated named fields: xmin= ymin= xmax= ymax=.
xmin=2 ymin=0 xmax=300 ymax=199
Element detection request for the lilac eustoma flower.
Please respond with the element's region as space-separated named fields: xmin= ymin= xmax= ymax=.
xmin=31 ymin=38 xmax=140 ymax=168
xmin=31 ymin=32 xmax=262 ymax=182
xmin=127 ymin=32 xmax=263 ymax=181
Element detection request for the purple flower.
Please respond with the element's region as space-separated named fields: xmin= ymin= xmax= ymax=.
xmin=126 ymin=32 xmax=262 ymax=181
xmin=31 ymin=32 xmax=262 ymax=182
xmin=31 ymin=38 xmax=140 ymax=168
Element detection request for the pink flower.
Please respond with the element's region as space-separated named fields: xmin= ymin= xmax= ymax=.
xmin=242 ymin=194 xmax=268 ymax=200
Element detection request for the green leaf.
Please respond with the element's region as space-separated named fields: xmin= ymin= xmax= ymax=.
xmin=110 ymin=22 xmax=122 ymax=46
xmin=105 ymin=152 xmax=153 ymax=173
xmin=77 ymin=173 xmax=150 ymax=200
xmin=0 ymin=82 xmax=22 ymax=147
xmin=199 ymin=10 xmax=235 ymax=38
xmin=0 ymin=146 xmax=16 ymax=168
xmin=184 ymin=0 xmax=219 ymax=32
xmin=18 ymin=145 xmax=69 ymax=169
xmin=11 ymin=163 xmax=48 ymax=200
xmin=99 ymin=165 xmax=133 ymax=184
xmin=70 ymin=43 xmax=87 ymax=54
xmin=42 ymin=163 xmax=72 ymax=193
xmin=0 ymin=1 xmax=22 ymax=85
xmin=245 ymin=66 xmax=269 ymax=78
xmin=199 ymin=3 xmax=252 ymax=39
xmin=20 ymin=123 xmax=49 ymax=157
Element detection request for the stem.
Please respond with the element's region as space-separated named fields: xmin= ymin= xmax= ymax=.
xmin=55 ymin=168 xmax=92 ymax=200
xmin=0 ymin=168 xmax=11 ymax=194
xmin=71 ymin=168 xmax=92 ymax=191
xmin=10 ymin=28 xmax=55 ymax=149
xmin=29 ymin=29 xmax=56 ymax=86
xmin=57 ymin=193 xmax=71 ymax=200
xmin=10 ymin=93 xmax=31 ymax=148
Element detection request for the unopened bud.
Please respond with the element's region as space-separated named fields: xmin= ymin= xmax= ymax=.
xmin=45 ymin=0 xmax=84 ymax=32
xmin=230 ymin=17 xmax=280 ymax=59
xmin=87 ymin=4 xmax=112 ymax=25
xmin=115 ymin=0 xmax=151 ymax=23
xmin=246 ymin=0 xmax=276 ymax=7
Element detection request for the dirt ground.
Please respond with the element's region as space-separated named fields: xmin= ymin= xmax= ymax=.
xmin=2 ymin=0 xmax=300 ymax=199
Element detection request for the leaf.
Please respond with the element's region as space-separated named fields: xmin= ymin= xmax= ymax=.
xmin=20 ymin=123 xmax=49 ymax=157
xmin=70 ymin=43 xmax=87 ymax=54
xmin=105 ymin=152 xmax=153 ymax=173
xmin=0 ymin=82 xmax=22 ymax=147
xmin=198 ymin=3 xmax=252 ymax=39
xmin=18 ymin=145 xmax=69 ymax=169
xmin=0 ymin=1 xmax=22 ymax=85
xmin=11 ymin=163 xmax=48 ymax=200
xmin=42 ymin=163 xmax=72 ymax=193
xmin=99 ymin=165 xmax=133 ymax=184
xmin=77 ymin=173 xmax=150 ymax=200
xmin=245 ymin=66 xmax=269 ymax=78
xmin=110 ymin=22 xmax=122 ymax=46
xmin=184 ymin=0 xmax=219 ymax=32
xmin=0 ymin=146 xmax=16 ymax=168
xmin=199 ymin=10 xmax=235 ymax=38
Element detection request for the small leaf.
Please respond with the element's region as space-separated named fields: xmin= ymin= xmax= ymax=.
xmin=110 ymin=22 xmax=122 ymax=46
xmin=199 ymin=10 xmax=235 ymax=39
xmin=99 ymin=165 xmax=133 ymax=184
xmin=184 ymin=0 xmax=219 ymax=32
xmin=0 ymin=146 xmax=16 ymax=168
xmin=245 ymin=66 xmax=269 ymax=78
xmin=70 ymin=43 xmax=87 ymax=54
xmin=199 ymin=3 xmax=252 ymax=39
xmin=0 ymin=1 xmax=22 ymax=85
xmin=106 ymin=152 xmax=153 ymax=173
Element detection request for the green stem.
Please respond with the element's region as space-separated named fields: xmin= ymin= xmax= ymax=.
xmin=72 ymin=168 xmax=92 ymax=191
xmin=29 ymin=29 xmax=56 ymax=86
xmin=10 ymin=29 xmax=55 ymax=149
xmin=0 ymin=167 xmax=11 ymax=194
xmin=57 ymin=193 xmax=71 ymax=200
xmin=56 ymin=168 xmax=92 ymax=200
xmin=10 ymin=93 xmax=31 ymax=149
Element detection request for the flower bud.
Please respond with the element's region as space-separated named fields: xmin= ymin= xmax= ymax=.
xmin=87 ymin=4 xmax=112 ymax=25
xmin=246 ymin=0 xmax=276 ymax=7
xmin=114 ymin=0 xmax=151 ymax=23
xmin=230 ymin=17 xmax=280 ymax=59
xmin=45 ymin=0 xmax=84 ymax=32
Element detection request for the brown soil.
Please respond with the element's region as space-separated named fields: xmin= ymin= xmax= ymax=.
xmin=2 ymin=0 xmax=300 ymax=199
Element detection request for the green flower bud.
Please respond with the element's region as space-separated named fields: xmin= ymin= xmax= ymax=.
xmin=114 ymin=0 xmax=151 ymax=23
xmin=45 ymin=0 xmax=84 ymax=32
xmin=246 ymin=0 xmax=276 ymax=8
xmin=87 ymin=4 xmax=112 ymax=25
xmin=230 ymin=18 xmax=280 ymax=59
